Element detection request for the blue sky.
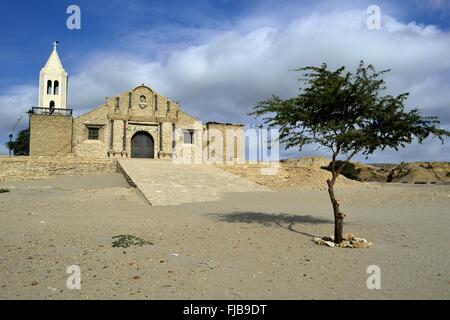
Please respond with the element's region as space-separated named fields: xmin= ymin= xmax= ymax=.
xmin=1 ymin=0 xmax=449 ymax=161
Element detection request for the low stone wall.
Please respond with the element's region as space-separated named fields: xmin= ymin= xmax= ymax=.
xmin=0 ymin=156 xmax=117 ymax=182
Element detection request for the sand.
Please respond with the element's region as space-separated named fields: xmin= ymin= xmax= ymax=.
xmin=215 ymin=161 xmax=450 ymax=187
xmin=0 ymin=173 xmax=449 ymax=299
xmin=214 ymin=162 xmax=362 ymax=190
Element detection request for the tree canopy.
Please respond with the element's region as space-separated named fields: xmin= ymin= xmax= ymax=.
xmin=6 ymin=129 xmax=29 ymax=156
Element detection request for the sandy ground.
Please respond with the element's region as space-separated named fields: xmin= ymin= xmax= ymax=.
xmin=0 ymin=173 xmax=449 ymax=299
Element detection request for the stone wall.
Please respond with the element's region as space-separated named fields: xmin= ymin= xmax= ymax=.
xmin=160 ymin=122 xmax=173 ymax=158
xmin=72 ymin=105 xmax=109 ymax=157
xmin=204 ymin=122 xmax=245 ymax=163
xmin=29 ymin=114 xmax=73 ymax=156
xmin=105 ymin=85 xmax=179 ymax=123
xmin=0 ymin=156 xmax=117 ymax=182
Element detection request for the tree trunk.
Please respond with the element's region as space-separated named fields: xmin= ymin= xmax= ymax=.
xmin=327 ymin=177 xmax=344 ymax=244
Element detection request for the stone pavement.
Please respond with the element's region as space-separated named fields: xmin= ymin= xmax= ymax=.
xmin=117 ymin=159 xmax=268 ymax=206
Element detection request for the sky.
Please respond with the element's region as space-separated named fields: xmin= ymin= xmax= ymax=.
xmin=0 ymin=0 xmax=449 ymax=162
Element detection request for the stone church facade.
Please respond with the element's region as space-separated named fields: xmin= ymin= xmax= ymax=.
xmin=29 ymin=43 xmax=244 ymax=163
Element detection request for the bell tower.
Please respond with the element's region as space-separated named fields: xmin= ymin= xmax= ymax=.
xmin=38 ymin=41 xmax=68 ymax=109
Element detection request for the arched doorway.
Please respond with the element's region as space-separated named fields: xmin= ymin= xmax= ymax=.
xmin=131 ymin=131 xmax=154 ymax=158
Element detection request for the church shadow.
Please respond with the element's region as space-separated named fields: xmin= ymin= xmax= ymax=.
xmin=208 ymin=211 xmax=332 ymax=238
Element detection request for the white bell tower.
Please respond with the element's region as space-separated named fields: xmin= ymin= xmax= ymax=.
xmin=38 ymin=41 xmax=68 ymax=109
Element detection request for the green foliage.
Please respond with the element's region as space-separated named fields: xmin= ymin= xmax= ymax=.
xmin=6 ymin=129 xmax=29 ymax=156
xmin=0 ymin=188 xmax=10 ymax=193
xmin=250 ymin=61 xmax=449 ymax=176
xmin=112 ymin=234 xmax=153 ymax=248
xmin=322 ymin=161 xmax=361 ymax=181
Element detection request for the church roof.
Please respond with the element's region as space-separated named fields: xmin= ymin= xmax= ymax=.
xmin=41 ymin=43 xmax=66 ymax=75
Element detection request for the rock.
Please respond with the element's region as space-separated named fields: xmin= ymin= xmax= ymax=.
xmin=353 ymin=237 xmax=368 ymax=243
xmin=323 ymin=241 xmax=335 ymax=248
xmin=313 ymin=237 xmax=335 ymax=247
xmin=338 ymin=241 xmax=353 ymax=248
xmin=343 ymin=233 xmax=356 ymax=241
xmin=313 ymin=237 xmax=324 ymax=245
xmin=314 ymin=236 xmax=372 ymax=249
xmin=31 ymin=281 xmax=38 ymax=286
xmin=352 ymin=241 xmax=369 ymax=249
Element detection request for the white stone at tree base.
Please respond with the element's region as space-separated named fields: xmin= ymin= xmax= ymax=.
xmin=313 ymin=234 xmax=372 ymax=249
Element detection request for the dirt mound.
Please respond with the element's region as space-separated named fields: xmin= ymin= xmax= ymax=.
xmin=321 ymin=161 xmax=390 ymax=182
xmin=282 ymin=156 xmax=331 ymax=169
xmin=216 ymin=161 xmax=361 ymax=190
xmin=219 ymin=157 xmax=450 ymax=188
xmin=387 ymin=162 xmax=450 ymax=184
xmin=351 ymin=163 xmax=391 ymax=182
xmin=321 ymin=159 xmax=450 ymax=184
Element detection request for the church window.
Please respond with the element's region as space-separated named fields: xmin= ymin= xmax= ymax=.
xmin=47 ymin=80 xmax=52 ymax=94
xmin=183 ymin=130 xmax=194 ymax=144
xmin=140 ymin=95 xmax=146 ymax=104
xmin=88 ymin=127 xmax=99 ymax=140
xmin=154 ymin=95 xmax=158 ymax=110
xmin=53 ymin=81 xmax=59 ymax=95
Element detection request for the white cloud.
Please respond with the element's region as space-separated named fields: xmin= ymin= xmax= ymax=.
xmin=1 ymin=8 xmax=449 ymax=161
xmin=0 ymin=85 xmax=36 ymax=124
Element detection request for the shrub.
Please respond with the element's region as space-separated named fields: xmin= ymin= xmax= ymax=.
xmin=112 ymin=234 xmax=153 ymax=248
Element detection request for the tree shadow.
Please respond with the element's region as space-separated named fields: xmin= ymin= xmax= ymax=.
xmin=208 ymin=212 xmax=332 ymax=238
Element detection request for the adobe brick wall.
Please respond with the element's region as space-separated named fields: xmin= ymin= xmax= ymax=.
xmin=29 ymin=114 xmax=73 ymax=156
xmin=0 ymin=156 xmax=117 ymax=182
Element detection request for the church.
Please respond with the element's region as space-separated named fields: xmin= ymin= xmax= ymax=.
xmin=28 ymin=43 xmax=245 ymax=163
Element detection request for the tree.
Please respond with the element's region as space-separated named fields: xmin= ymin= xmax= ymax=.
xmin=6 ymin=129 xmax=29 ymax=156
xmin=250 ymin=61 xmax=449 ymax=244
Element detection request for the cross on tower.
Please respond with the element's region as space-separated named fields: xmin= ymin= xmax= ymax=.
xmin=52 ymin=40 xmax=59 ymax=50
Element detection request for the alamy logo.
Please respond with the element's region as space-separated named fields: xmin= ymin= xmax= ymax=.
xmin=66 ymin=5 xmax=81 ymax=30
xmin=366 ymin=265 xmax=381 ymax=290
xmin=367 ymin=5 xmax=381 ymax=30
xmin=66 ymin=265 xmax=81 ymax=290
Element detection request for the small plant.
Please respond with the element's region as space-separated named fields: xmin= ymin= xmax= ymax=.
xmin=112 ymin=234 xmax=153 ymax=248
xmin=0 ymin=188 xmax=10 ymax=193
